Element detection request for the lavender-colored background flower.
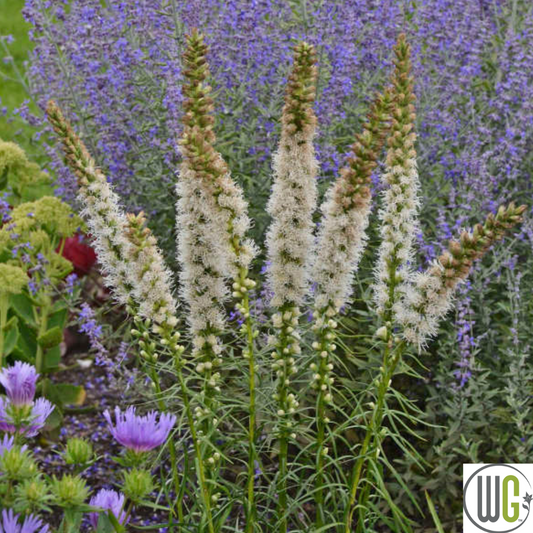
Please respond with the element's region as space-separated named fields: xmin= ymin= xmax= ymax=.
xmin=17 ymin=0 xmax=533 ymax=254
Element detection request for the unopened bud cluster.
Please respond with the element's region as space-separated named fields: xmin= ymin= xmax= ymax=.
xmin=270 ymin=307 xmax=301 ymax=435
xmin=310 ymin=317 xmax=337 ymax=408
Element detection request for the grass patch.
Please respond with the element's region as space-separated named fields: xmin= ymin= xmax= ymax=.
xmin=0 ymin=0 xmax=35 ymax=145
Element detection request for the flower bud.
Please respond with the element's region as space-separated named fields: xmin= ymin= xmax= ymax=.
xmin=64 ymin=438 xmax=93 ymax=466
xmin=123 ymin=468 xmax=153 ymax=502
xmin=50 ymin=474 xmax=90 ymax=507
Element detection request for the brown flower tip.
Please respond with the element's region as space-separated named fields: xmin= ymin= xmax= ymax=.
xmin=282 ymin=41 xmax=318 ymax=136
xmin=434 ymin=202 xmax=526 ymax=287
xmin=182 ymin=30 xmax=216 ymax=140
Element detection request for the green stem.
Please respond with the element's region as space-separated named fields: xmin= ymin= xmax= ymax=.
xmin=278 ymin=433 xmax=289 ymax=533
xmin=343 ymin=342 xmax=403 ymax=532
xmin=35 ymin=298 xmax=50 ymax=375
xmin=275 ymin=303 xmax=297 ymax=533
xmin=0 ymin=293 xmax=8 ymax=369
xmin=176 ymin=362 xmax=215 ymax=533
xmin=149 ymin=367 xmax=183 ymax=526
xmin=241 ymin=287 xmax=257 ymax=532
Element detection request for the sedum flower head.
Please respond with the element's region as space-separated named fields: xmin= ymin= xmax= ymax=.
xmin=0 ymin=264 xmax=28 ymax=296
xmin=88 ymin=489 xmax=128 ymax=529
xmin=0 ymin=510 xmax=49 ymax=533
xmin=104 ymin=406 xmax=176 ymax=453
xmin=0 ymin=140 xmax=50 ymax=194
xmin=373 ymin=34 xmax=420 ymax=321
xmin=266 ymin=42 xmax=318 ymax=308
xmin=398 ymin=203 xmax=526 ymax=348
xmin=0 ymin=362 xmax=38 ymax=407
xmin=10 ymin=197 xmax=80 ymax=238
xmin=0 ymin=140 xmax=27 ymax=170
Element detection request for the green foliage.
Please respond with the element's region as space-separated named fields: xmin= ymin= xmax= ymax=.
xmin=0 ymin=139 xmax=85 ymax=431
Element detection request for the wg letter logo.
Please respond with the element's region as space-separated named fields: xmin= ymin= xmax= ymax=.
xmin=464 ymin=464 xmax=533 ymax=532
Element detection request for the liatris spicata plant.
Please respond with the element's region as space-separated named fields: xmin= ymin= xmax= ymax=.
xmin=310 ymin=87 xmax=393 ymax=528
xmin=176 ymin=29 xmax=260 ymax=526
xmin=265 ymin=41 xmax=318 ymax=531
xmin=46 ymin=31 xmax=526 ymax=532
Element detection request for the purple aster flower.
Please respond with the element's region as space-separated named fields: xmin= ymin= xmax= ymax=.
xmin=104 ymin=406 xmax=176 ymax=452
xmin=0 ymin=362 xmax=38 ymax=406
xmin=88 ymin=489 xmax=128 ymax=529
xmin=0 ymin=510 xmax=49 ymax=533
xmin=0 ymin=434 xmax=15 ymax=456
xmin=0 ymin=397 xmax=54 ymax=438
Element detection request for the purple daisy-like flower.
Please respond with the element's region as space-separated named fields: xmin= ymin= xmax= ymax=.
xmin=0 ymin=510 xmax=49 ymax=533
xmin=0 ymin=362 xmax=38 ymax=407
xmin=88 ymin=489 xmax=128 ymax=529
xmin=0 ymin=434 xmax=15 ymax=456
xmin=104 ymin=406 xmax=176 ymax=453
xmin=0 ymin=397 xmax=54 ymax=438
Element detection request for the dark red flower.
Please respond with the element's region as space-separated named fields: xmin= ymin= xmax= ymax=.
xmin=60 ymin=234 xmax=97 ymax=276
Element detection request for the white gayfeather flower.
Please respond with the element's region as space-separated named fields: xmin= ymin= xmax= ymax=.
xmin=46 ymin=102 xmax=179 ymax=327
xmin=397 ymin=203 xmax=526 ymax=348
xmin=124 ymin=212 xmax=178 ymax=327
xmin=76 ymin=162 xmax=133 ymax=306
xmin=266 ymin=42 xmax=318 ymax=310
xmin=373 ymin=40 xmax=420 ymax=322
xmin=176 ymin=163 xmax=228 ymax=337
xmin=313 ymin=90 xmax=391 ymax=316
xmin=266 ymin=127 xmax=318 ymax=308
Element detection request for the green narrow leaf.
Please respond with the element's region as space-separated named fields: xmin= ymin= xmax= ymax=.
xmin=425 ymin=491 xmax=445 ymax=533
xmin=3 ymin=315 xmax=18 ymax=332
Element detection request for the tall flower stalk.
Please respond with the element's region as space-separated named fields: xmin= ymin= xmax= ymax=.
xmin=345 ymin=35 xmax=420 ymax=532
xmin=176 ymin=29 xmax=258 ymax=527
xmin=46 ymin=102 xmax=216 ymax=532
xmin=311 ymin=88 xmax=392 ymax=528
xmin=265 ymin=42 xmax=318 ymax=533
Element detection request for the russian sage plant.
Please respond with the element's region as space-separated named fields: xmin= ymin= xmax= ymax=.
xmin=45 ymin=32 xmax=525 ymax=532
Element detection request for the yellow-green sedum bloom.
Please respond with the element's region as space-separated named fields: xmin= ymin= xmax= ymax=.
xmin=0 ymin=264 xmax=28 ymax=295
